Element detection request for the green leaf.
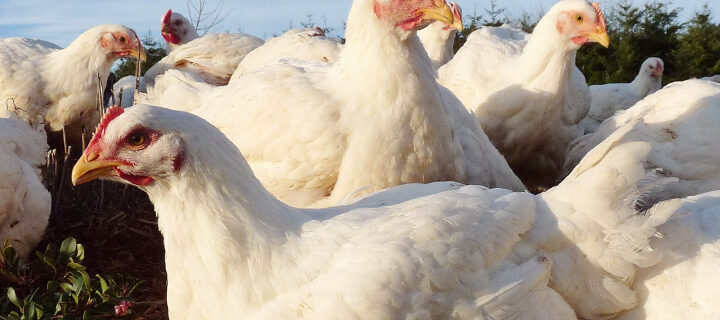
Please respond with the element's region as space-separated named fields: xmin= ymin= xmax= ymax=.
xmin=23 ymin=300 xmax=35 ymax=320
xmin=46 ymin=280 xmax=60 ymax=292
xmin=60 ymin=282 xmax=74 ymax=293
xmin=76 ymin=244 xmax=85 ymax=261
xmin=36 ymin=251 xmax=56 ymax=272
xmin=72 ymin=275 xmax=84 ymax=293
xmin=67 ymin=262 xmax=86 ymax=271
xmin=54 ymin=296 xmax=62 ymax=315
xmin=80 ymin=271 xmax=91 ymax=292
xmin=96 ymin=275 xmax=108 ymax=294
xmin=6 ymin=287 xmax=20 ymax=309
xmin=127 ymin=280 xmax=145 ymax=296
xmin=44 ymin=244 xmax=57 ymax=262
xmin=3 ymin=246 xmax=17 ymax=266
xmin=59 ymin=238 xmax=77 ymax=260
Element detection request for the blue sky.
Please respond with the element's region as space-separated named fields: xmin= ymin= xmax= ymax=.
xmin=0 ymin=0 xmax=717 ymax=47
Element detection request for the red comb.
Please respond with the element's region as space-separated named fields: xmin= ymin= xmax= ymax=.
xmin=89 ymin=106 xmax=124 ymax=147
xmin=162 ymin=9 xmax=172 ymax=25
xmin=451 ymin=2 xmax=462 ymax=22
xmin=592 ymin=2 xmax=607 ymax=31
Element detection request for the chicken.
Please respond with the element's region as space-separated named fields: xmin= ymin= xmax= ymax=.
xmin=141 ymin=0 xmax=524 ymax=207
xmin=616 ymin=190 xmax=720 ymax=320
xmin=110 ymin=9 xmax=200 ymax=108
xmin=0 ymin=116 xmax=51 ymax=257
xmin=0 ymin=25 xmax=145 ymax=134
xmin=231 ymin=27 xmax=343 ymax=81
xmin=160 ymin=9 xmax=199 ymax=54
xmin=701 ymin=75 xmax=720 ymax=82
xmin=578 ymin=57 xmax=664 ymax=134
xmin=73 ymin=104 xmax=680 ymax=319
xmin=438 ymin=0 xmax=610 ymax=191
xmin=561 ymin=81 xmax=720 ymax=318
xmin=111 ymin=74 xmax=146 ymax=108
xmin=563 ymin=79 xmax=720 ymax=202
xmin=143 ymin=32 xmax=263 ymax=87
xmin=417 ymin=1 xmax=463 ymax=69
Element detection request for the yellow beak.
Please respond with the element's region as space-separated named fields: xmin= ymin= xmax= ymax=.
xmin=586 ymin=27 xmax=610 ymax=48
xmin=128 ymin=47 xmax=147 ymax=62
xmin=450 ymin=2 xmax=463 ymax=31
xmin=451 ymin=17 xmax=463 ymax=31
xmin=416 ymin=0 xmax=455 ymax=26
xmin=71 ymin=154 xmax=123 ymax=186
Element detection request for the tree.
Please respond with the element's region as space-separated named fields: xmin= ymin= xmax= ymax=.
xmin=671 ymin=5 xmax=720 ymax=81
xmin=185 ymin=0 xmax=231 ymax=36
xmin=515 ymin=7 xmax=543 ymax=33
xmin=483 ymin=0 xmax=507 ymax=27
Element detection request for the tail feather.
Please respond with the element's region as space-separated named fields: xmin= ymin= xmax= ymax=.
xmin=605 ymin=197 xmax=681 ymax=268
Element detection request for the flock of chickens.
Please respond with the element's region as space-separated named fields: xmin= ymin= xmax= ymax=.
xmin=1 ymin=0 xmax=720 ymax=318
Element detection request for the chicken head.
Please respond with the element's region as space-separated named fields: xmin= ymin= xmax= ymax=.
xmin=556 ymin=1 xmax=610 ymax=48
xmin=161 ymin=9 xmax=198 ymax=45
xmin=373 ymin=0 xmax=458 ymax=31
xmin=72 ymin=106 xmax=184 ymax=187
xmin=100 ymin=26 xmax=146 ymax=61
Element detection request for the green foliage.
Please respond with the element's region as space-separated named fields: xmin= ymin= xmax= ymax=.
xmin=113 ymin=32 xmax=167 ymax=80
xmin=670 ymin=5 xmax=720 ymax=81
xmin=0 ymin=238 xmax=142 ymax=319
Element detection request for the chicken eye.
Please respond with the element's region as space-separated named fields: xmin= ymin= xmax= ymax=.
xmin=575 ymin=15 xmax=584 ymax=23
xmin=118 ymin=35 xmax=127 ymax=43
xmin=128 ymin=132 xmax=147 ymax=147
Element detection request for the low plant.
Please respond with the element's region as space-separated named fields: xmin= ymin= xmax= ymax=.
xmin=0 ymin=238 xmax=142 ymax=319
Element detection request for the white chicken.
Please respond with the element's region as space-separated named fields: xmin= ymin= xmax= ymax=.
xmin=578 ymin=57 xmax=664 ymax=134
xmin=112 ymin=9 xmax=200 ymax=108
xmin=0 ymin=25 xmax=145 ymax=133
xmin=143 ymin=31 xmax=263 ymax=87
xmin=230 ymin=27 xmax=343 ymax=81
xmin=115 ymin=9 xmax=262 ymax=107
xmin=417 ymin=1 xmax=463 ymax=69
xmin=563 ymin=79 xmax=720 ymax=201
xmin=616 ymin=190 xmax=720 ymax=320
xmin=0 ymin=116 xmax=51 ymax=257
xmin=160 ymin=9 xmax=200 ymax=54
xmin=560 ymin=80 xmax=720 ymax=318
xmin=72 ymin=104 xmax=680 ymax=319
xmin=142 ymin=0 xmax=525 ymax=207
xmin=438 ymin=0 xmax=610 ymax=191
xmin=111 ymin=74 xmax=146 ymax=108
xmin=701 ymin=74 xmax=720 ymax=82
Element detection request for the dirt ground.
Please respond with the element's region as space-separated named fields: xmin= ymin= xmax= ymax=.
xmin=41 ymin=159 xmax=169 ymax=319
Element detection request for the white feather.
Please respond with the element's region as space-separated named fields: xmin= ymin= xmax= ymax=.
xmin=0 ymin=116 xmax=50 ymax=257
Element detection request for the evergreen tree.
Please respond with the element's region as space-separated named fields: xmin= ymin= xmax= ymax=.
xmin=671 ymin=5 xmax=720 ymax=82
xmin=483 ymin=0 xmax=507 ymax=27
